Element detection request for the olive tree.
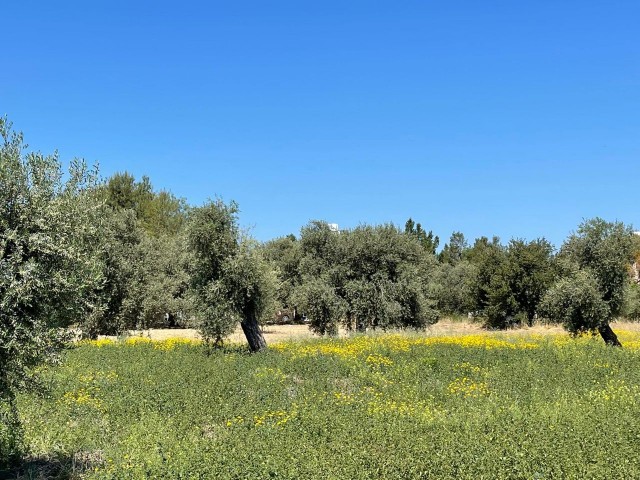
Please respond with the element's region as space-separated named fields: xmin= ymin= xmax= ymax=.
xmin=540 ymin=218 xmax=635 ymax=346
xmin=429 ymin=260 xmax=477 ymax=315
xmin=540 ymin=270 xmax=609 ymax=338
xmin=261 ymin=234 xmax=302 ymax=317
xmin=623 ymin=282 xmax=640 ymax=321
xmin=83 ymin=208 xmax=189 ymax=337
xmin=294 ymin=221 xmax=439 ymax=334
xmin=81 ymin=208 xmax=145 ymax=337
xmin=185 ymin=200 xmax=270 ymax=351
xmin=136 ymin=233 xmax=190 ymax=328
xmin=0 ymin=119 xmax=101 ymax=463
xmin=293 ymin=278 xmax=345 ymax=335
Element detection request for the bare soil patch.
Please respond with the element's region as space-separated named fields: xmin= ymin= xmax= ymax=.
xmin=108 ymin=318 xmax=640 ymax=345
xmin=122 ymin=324 xmax=314 ymax=344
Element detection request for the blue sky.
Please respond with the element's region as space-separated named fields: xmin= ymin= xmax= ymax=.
xmin=3 ymin=1 xmax=639 ymax=249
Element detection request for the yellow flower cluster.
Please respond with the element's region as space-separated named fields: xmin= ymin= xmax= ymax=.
xmin=153 ymin=337 xmax=199 ymax=351
xmin=82 ymin=337 xmax=200 ymax=349
xmin=61 ymin=387 xmax=104 ymax=411
xmin=226 ymin=415 xmax=245 ymax=427
xmin=124 ymin=336 xmax=153 ymax=346
xmin=420 ymin=335 xmax=538 ymax=350
xmin=253 ymin=409 xmax=296 ymax=427
xmin=542 ymin=329 xmax=640 ymax=349
xmin=447 ymin=377 xmax=490 ymax=398
xmin=59 ymin=367 xmax=122 ymax=412
xmin=333 ymin=392 xmax=357 ymax=405
xmin=613 ymin=330 xmax=640 ymax=349
xmin=332 ymin=382 xmax=443 ymax=422
xmin=273 ymin=332 xmax=539 ymax=361
xmin=365 ymin=353 xmax=394 ymax=367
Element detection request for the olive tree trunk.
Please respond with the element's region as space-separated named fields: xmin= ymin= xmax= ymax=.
xmin=240 ymin=314 xmax=267 ymax=352
xmin=598 ymin=323 xmax=622 ymax=347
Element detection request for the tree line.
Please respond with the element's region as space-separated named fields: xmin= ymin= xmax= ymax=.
xmin=266 ymin=218 xmax=640 ymax=346
xmin=2 ymin=118 xmax=640 ymax=462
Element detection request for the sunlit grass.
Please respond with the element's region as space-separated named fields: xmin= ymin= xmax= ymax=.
xmin=17 ymin=329 xmax=640 ymax=479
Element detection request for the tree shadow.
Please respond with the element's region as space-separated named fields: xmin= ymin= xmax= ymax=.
xmin=0 ymin=450 xmax=104 ymax=480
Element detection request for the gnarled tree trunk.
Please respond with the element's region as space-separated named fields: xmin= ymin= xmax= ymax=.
xmin=598 ymin=323 xmax=622 ymax=347
xmin=241 ymin=314 xmax=267 ymax=352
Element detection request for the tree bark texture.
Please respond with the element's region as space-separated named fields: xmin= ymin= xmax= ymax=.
xmin=598 ymin=323 xmax=622 ymax=347
xmin=241 ymin=315 xmax=267 ymax=352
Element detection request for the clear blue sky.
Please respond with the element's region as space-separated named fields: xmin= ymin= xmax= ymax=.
xmin=3 ymin=1 xmax=639 ymax=249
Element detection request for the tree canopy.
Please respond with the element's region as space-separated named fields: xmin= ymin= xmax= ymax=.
xmin=541 ymin=218 xmax=636 ymax=346
xmin=0 ymin=119 xmax=103 ymax=460
xmin=292 ymin=221 xmax=440 ymax=334
xmin=185 ymin=200 xmax=270 ymax=351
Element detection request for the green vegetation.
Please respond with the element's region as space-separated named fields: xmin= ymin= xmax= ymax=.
xmin=15 ymin=331 xmax=640 ymax=479
xmin=0 ymin=119 xmax=102 ymax=462
xmin=541 ymin=219 xmax=636 ymax=346
xmin=404 ymin=217 xmax=439 ymax=254
xmin=4 ymin=117 xmax=640 ymax=470
xmin=292 ymin=221 xmax=440 ymax=335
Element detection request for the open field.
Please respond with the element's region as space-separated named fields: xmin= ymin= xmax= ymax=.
xmin=14 ymin=324 xmax=640 ymax=479
xmin=110 ymin=317 xmax=640 ymax=345
xmin=116 ymin=324 xmax=314 ymax=344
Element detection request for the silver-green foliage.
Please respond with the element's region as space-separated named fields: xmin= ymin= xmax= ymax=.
xmin=294 ymin=221 xmax=440 ymax=334
xmin=83 ymin=208 xmax=189 ymax=337
xmin=185 ymin=200 xmax=240 ymax=343
xmin=293 ymin=278 xmax=346 ymax=335
xmin=0 ymin=119 xmax=101 ymax=462
xmin=261 ymin=234 xmax=302 ymax=309
xmin=185 ymin=200 xmax=273 ymax=349
xmin=82 ymin=208 xmax=145 ymax=337
xmin=539 ymin=270 xmax=609 ymax=335
xmin=429 ymin=260 xmax=477 ymax=315
xmin=541 ymin=218 xmax=635 ymax=343
xmin=623 ymin=282 xmax=640 ymax=321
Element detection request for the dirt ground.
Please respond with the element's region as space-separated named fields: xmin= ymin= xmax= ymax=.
xmin=116 ymin=318 xmax=640 ymax=344
xmin=124 ymin=324 xmax=313 ymax=343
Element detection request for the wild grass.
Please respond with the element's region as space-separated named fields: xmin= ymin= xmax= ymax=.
xmin=16 ymin=330 xmax=640 ymax=479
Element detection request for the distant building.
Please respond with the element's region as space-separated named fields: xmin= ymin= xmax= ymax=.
xmin=328 ymin=223 xmax=339 ymax=232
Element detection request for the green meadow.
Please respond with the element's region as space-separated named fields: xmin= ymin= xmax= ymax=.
xmin=16 ymin=331 xmax=640 ymax=479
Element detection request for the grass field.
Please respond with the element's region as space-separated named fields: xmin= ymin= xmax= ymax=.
xmin=14 ymin=325 xmax=640 ymax=479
